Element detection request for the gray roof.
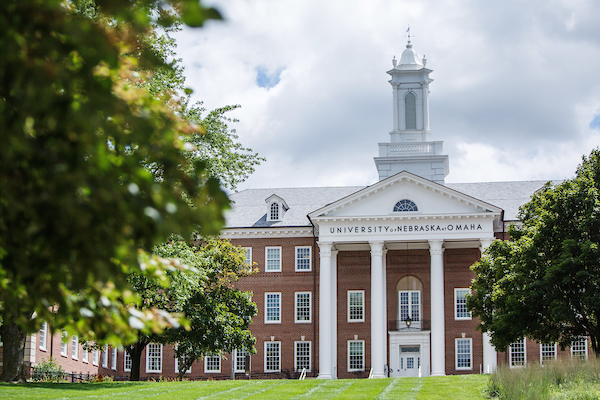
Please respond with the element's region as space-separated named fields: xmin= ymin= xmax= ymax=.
xmin=225 ymin=180 xmax=559 ymax=229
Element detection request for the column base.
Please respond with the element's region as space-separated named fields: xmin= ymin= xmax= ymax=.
xmin=370 ymin=372 xmax=386 ymax=379
xmin=316 ymin=373 xmax=333 ymax=379
xmin=430 ymin=371 xmax=446 ymax=377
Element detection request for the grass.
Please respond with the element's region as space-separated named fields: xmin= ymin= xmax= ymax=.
xmin=0 ymin=375 xmax=489 ymax=399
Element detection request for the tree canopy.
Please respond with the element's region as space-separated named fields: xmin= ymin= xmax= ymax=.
xmin=0 ymin=0 xmax=228 ymax=381
xmin=469 ymin=148 xmax=600 ymax=355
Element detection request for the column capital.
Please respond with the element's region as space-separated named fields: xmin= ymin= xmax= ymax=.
xmin=480 ymin=238 xmax=494 ymax=252
xmin=369 ymin=241 xmax=385 ymax=257
xmin=428 ymin=239 xmax=444 ymax=256
xmin=318 ymin=241 xmax=333 ymax=257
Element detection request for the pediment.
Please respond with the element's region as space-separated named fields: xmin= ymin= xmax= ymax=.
xmin=309 ymin=171 xmax=502 ymax=220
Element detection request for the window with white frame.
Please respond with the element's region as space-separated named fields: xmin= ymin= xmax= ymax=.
xmin=540 ymin=343 xmax=557 ymax=365
xmin=295 ymin=246 xmax=311 ymax=271
xmin=295 ymin=341 xmax=311 ymax=372
xmin=265 ymin=247 xmax=282 ymax=272
xmin=92 ymin=349 xmax=99 ymax=366
xmin=348 ymin=290 xmax=365 ymax=322
xmin=348 ymin=340 xmax=365 ymax=371
xmin=102 ymin=345 xmax=108 ymax=368
xmin=111 ymin=347 xmax=117 ymax=370
xmin=72 ymin=335 xmax=79 ymax=360
xmin=61 ymin=331 xmax=68 ymax=357
xmin=175 ymin=348 xmax=192 ymax=374
xmin=571 ymin=337 xmax=588 ymax=360
xmin=243 ymin=247 xmax=252 ymax=270
xmin=204 ymin=355 xmax=221 ymax=373
xmin=455 ymin=338 xmax=472 ymax=370
xmin=39 ymin=322 xmax=47 ymax=351
xmin=270 ymin=202 xmax=280 ymax=221
xmin=454 ymin=288 xmax=471 ymax=320
xmin=509 ymin=339 xmax=526 ymax=367
xmin=82 ymin=349 xmax=88 ymax=363
xmin=235 ymin=349 xmax=248 ymax=373
xmin=265 ymin=341 xmax=281 ymax=372
xmin=146 ymin=343 xmax=162 ymax=373
xmin=295 ymin=292 xmax=311 ymax=323
xmin=265 ymin=292 xmax=281 ymax=323
xmin=124 ymin=351 xmax=131 ymax=372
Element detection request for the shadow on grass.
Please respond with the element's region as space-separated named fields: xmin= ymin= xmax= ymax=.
xmin=0 ymin=381 xmax=150 ymax=391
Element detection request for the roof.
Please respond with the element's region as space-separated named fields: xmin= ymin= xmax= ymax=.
xmin=225 ymin=180 xmax=559 ymax=229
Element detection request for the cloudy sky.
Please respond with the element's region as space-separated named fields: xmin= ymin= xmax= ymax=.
xmin=174 ymin=0 xmax=600 ymax=191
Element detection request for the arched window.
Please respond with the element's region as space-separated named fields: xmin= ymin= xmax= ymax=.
xmin=394 ymin=199 xmax=418 ymax=212
xmin=405 ymin=92 xmax=416 ymax=130
xmin=397 ymin=276 xmax=422 ymax=329
xmin=270 ymin=202 xmax=280 ymax=220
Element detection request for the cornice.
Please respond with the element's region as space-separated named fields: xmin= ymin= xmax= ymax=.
xmin=311 ymin=212 xmax=499 ymax=224
xmin=221 ymin=226 xmax=313 ymax=239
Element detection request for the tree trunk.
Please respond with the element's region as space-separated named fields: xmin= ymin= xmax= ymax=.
xmin=127 ymin=342 xmax=147 ymax=381
xmin=0 ymin=319 xmax=27 ymax=382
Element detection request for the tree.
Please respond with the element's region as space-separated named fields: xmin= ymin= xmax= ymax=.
xmin=0 ymin=0 xmax=225 ymax=381
xmin=125 ymin=239 xmax=256 ymax=381
xmin=469 ymin=148 xmax=600 ymax=355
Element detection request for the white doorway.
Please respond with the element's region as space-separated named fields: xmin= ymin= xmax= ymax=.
xmin=398 ymin=346 xmax=421 ymax=377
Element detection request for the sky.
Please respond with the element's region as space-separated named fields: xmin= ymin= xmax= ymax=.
xmin=174 ymin=0 xmax=600 ymax=191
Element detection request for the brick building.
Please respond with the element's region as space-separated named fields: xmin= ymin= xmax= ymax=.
xmin=2 ymin=38 xmax=590 ymax=380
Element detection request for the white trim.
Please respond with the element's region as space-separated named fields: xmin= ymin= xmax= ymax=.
xmin=455 ymin=338 xmax=472 ymax=370
xmin=234 ymin=349 xmax=248 ymax=373
xmin=347 ymin=290 xmax=365 ymax=322
xmin=295 ymin=246 xmax=312 ymax=271
xmin=265 ymin=292 xmax=281 ymax=324
xmin=265 ymin=246 xmax=282 ymax=272
xmin=92 ymin=349 xmax=99 ymax=366
xmin=540 ymin=343 xmax=557 ymax=365
xmin=571 ymin=337 xmax=588 ymax=360
xmin=509 ymin=339 xmax=526 ymax=368
xmin=243 ymin=247 xmax=252 ymax=270
xmin=204 ymin=355 xmax=221 ymax=373
xmin=124 ymin=351 xmax=131 ymax=372
xmin=39 ymin=322 xmax=47 ymax=351
xmin=295 ymin=292 xmax=311 ymax=323
xmin=82 ymin=349 xmax=89 ymax=364
xmin=60 ymin=331 xmax=68 ymax=357
xmin=71 ymin=335 xmax=79 ymax=360
xmin=347 ymin=340 xmax=365 ymax=372
xmin=146 ymin=343 xmax=162 ymax=373
xmin=220 ymin=228 xmax=314 ymax=239
xmin=454 ymin=288 xmax=472 ymax=320
xmin=102 ymin=345 xmax=108 ymax=368
xmin=294 ymin=341 xmax=311 ymax=372
xmin=264 ymin=341 xmax=281 ymax=372
xmin=111 ymin=347 xmax=117 ymax=370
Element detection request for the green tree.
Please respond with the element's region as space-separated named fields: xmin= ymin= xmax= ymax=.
xmin=469 ymin=148 xmax=600 ymax=355
xmin=0 ymin=0 xmax=225 ymax=381
xmin=125 ymin=239 xmax=256 ymax=381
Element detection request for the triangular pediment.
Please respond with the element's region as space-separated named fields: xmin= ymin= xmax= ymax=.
xmin=309 ymin=171 xmax=502 ymax=220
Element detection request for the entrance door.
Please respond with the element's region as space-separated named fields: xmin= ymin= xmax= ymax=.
xmin=398 ymin=346 xmax=421 ymax=377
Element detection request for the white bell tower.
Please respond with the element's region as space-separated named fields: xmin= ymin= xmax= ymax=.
xmin=374 ymin=31 xmax=449 ymax=184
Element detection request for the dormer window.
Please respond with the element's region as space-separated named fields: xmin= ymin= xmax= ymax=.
xmin=265 ymin=194 xmax=289 ymax=222
xmin=394 ymin=199 xmax=418 ymax=212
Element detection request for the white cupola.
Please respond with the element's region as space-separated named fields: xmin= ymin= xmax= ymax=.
xmin=374 ymin=30 xmax=449 ymax=184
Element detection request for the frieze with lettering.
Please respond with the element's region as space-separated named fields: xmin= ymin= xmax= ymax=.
xmin=329 ymin=223 xmax=483 ymax=235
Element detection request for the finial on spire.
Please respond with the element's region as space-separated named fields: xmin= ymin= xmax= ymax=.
xmin=406 ymin=25 xmax=412 ymax=48
xmin=392 ymin=56 xmax=397 ymax=67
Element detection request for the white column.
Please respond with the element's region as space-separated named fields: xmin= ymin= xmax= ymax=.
xmin=317 ymin=242 xmax=333 ymax=379
xmin=382 ymin=248 xmax=388 ymax=376
xmin=422 ymin=81 xmax=430 ymax=131
xmin=370 ymin=241 xmax=386 ymax=378
xmin=480 ymin=238 xmax=497 ymax=373
xmin=331 ymin=249 xmax=338 ymax=378
xmin=392 ymin=82 xmax=399 ymax=131
xmin=429 ymin=239 xmax=445 ymax=376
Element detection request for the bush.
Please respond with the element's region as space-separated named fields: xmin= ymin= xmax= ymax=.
xmin=31 ymin=358 xmax=67 ymax=383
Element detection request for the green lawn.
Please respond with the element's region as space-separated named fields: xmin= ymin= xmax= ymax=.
xmin=0 ymin=375 xmax=489 ymax=399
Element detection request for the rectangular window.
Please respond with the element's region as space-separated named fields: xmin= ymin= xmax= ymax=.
xmin=348 ymin=340 xmax=365 ymax=371
xmin=72 ymin=335 xmax=79 ymax=360
xmin=295 ymin=292 xmax=311 ymax=323
xmin=455 ymin=338 xmax=472 ymax=370
xmin=39 ymin=322 xmax=47 ymax=351
xmin=204 ymin=355 xmax=221 ymax=373
xmin=509 ymin=339 xmax=526 ymax=367
xmin=295 ymin=246 xmax=311 ymax=271
xmin=454 ymin=288 xmax=471 ymax=320
xmin=111 ymin=347 xmax=117 ymax=370
xmin=92 ymin=349 xmax=99 ymax=366
xmin=82 ymin=349 xmax=88 ymax=364
xmin=243 ymin=247 xmax=252 ymax=270
xmin=540 ymin=343 xmax=557 ymax=365
xmin=146 ymin=343 xmax=162 ymax=373
xmin=61 ymin=331 xmax=68 ymax=357
xmin=571 ymin=337 xmax=588 ymax=360
xmin=265 ymin=247 xmax=282 ymax=272
xmin=348 ymin=290 xmax=365 ymax=322
xmin=102 ymin=345 xmax=108 ymax=368
xmin=265 ymin=292 xmax=281 ymax=323
xmin=124 ymin=351 xmax=132 ymax=372
xmin=264 ymin=341 xmax=281 ymax=372
xmin=295 ymin=341 xmax=311 ymax=372
xmin=235 ymin=349 xmax=248 ymax=373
